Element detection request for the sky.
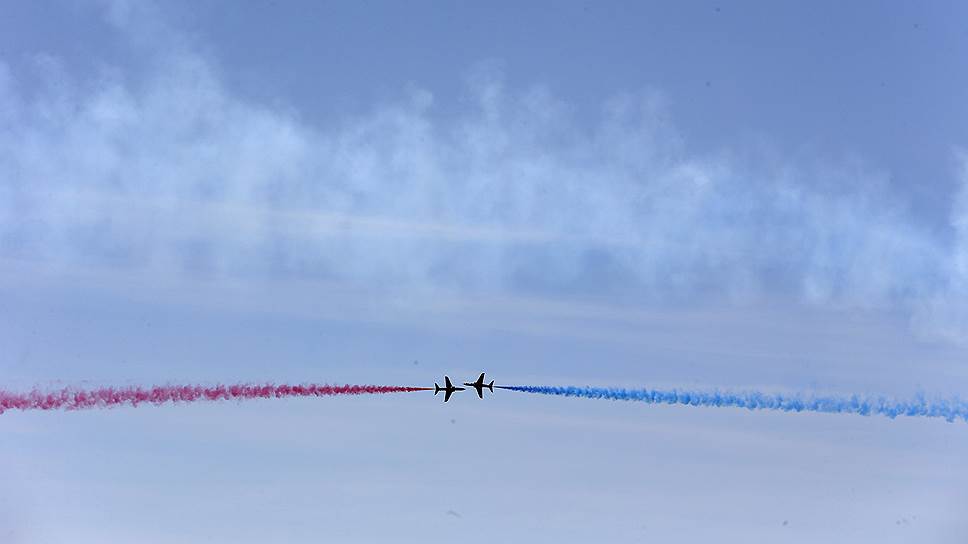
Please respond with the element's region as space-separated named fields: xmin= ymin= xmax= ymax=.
xmin=1 ymin=0 xmax=968 ymax=542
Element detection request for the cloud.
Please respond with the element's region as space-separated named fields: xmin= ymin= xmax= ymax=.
xmin=0 ymin=3 xmax=964 ymax=338
xmin=911 ymin=151 xmax=968 ymax=342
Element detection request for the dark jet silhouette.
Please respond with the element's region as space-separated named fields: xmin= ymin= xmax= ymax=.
xmin=464 ymin=373 xmax=495 ymax=399
xmin=434 ymin=376 xmax=465 ymax=402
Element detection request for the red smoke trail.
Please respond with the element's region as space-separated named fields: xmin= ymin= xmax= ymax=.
xmin=0 ymin=384 xmax=432 ymax=415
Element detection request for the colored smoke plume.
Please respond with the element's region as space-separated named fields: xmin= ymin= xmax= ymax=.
xmin=0 ymin=384 xmax=430 ymax=415
xmin=498 ymin=385 xmax=968 ymax=422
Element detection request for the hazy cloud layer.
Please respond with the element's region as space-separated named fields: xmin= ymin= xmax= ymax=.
xmin=911 ymin=155 xmax=968 ymax=343
xmin=0 ymin=4 xmax=964 ymax=335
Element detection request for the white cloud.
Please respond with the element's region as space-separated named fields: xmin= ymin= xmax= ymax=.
xmin=0 ymin=3 xmax=963 ymax=339
xmin=911 ymin=151 xmax=968 ymax=343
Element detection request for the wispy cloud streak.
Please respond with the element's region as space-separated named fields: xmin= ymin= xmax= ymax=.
xmin=1 ymin=2 xmax=967 ymax=342
xmin=0 ymin=37 xmax=949 ymax=304
xmin=499 ymin=385 xmax=968 ymax=422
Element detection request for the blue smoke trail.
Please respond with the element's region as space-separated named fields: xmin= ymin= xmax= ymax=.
xmin=497 ymin=385 xmax=968 ymax=422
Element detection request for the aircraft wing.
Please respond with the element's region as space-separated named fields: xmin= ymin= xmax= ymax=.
xmin=445 ymin=376 xmax=454 ymax=389
xmin=444 ymin=388 xmax=454 ymax=402
xmin=475 ymin=386 xmax=483 ymax=399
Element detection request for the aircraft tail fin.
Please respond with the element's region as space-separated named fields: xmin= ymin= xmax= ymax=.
xmin=434 ymin=383 xmax=440 ymax=395
xmin=487 ymin=380 xmax=494 ymax=392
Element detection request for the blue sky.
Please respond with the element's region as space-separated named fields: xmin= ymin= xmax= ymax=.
xmin=2 ymin=1 xmax=968 ymax=542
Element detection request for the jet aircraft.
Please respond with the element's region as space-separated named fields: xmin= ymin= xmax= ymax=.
xmin=434 ymin=376 xmax=465 ymax=402
xmin=464 ymin=373 xmax=495 ymax=399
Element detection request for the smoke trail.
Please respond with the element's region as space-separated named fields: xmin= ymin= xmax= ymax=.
xmin=498 ymin=385 xmax=968 ymax=423
xmin=0 ymin=384 xmax=431 ymax=415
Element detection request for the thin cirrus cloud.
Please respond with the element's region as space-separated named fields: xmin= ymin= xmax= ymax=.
xmin=0 ymin=8 xmax=965 ymax=339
